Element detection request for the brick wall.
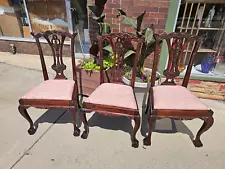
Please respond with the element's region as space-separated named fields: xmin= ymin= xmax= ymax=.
xmin=104 ymin=0 xmax=169 ymax=34
xmin=88 ymin=0 xmax=170 ymax=68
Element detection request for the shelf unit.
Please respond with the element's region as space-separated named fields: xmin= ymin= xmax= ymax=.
xmin=184 ymin=48 xmax=217 ymax=53
xmin=177 ymin=26 xmax=225 ymax=30
xmin=175 ymin=1 xmax=225 ymax=79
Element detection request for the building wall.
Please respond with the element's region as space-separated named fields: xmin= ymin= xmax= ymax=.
xmin=0 ymin=0 xmax=170 ymax=68
xmin=0 ymin=40 xmax=71 ymax=56
xmin=87 ymin=0 xmax=170 ymax=68
xmin=105 ymin=0 xmax=169 ymax=33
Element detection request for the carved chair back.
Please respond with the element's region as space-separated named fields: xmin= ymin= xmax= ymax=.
xmin=31 ymin=30 xmax=78 ymax=82
xmin=151 ymin=32 xmax=202 ymax=88
xmin=97 ymin=32 xmax=143 ymax=88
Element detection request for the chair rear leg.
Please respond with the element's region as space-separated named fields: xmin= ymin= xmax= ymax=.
xmin=143 ymin=116 xmax=156 ymax=146
xmin=80 ymin=110 xmax=89 ymax=139
xmin=144 ymin=95 xmax=150 ymax=115
xmin=131 ymin=116 xmax=140 ymax=148
xmin=71 ymin=108 xmax=80 ymax=137
xmin=193 ymin=116 xmax=214 ymax=147
xmin=18 ymin=105 xmax=36 ymax=135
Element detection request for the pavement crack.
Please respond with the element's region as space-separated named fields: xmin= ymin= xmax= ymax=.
xmin=10 ymin=110 xmax=67 ymax=169
xmin=0 ymin=68 xmax=10 ymax=77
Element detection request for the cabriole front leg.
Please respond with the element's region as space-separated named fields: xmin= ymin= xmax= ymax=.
xmin=193 ymin=116 xmax=214 ymax=147
xmin=131 ymin=116 xmax=140 ymax=148
xmin=18 ymin=105 xmax=36 ymax=135
xmin=70 ymin=108 xmax=80 ymax=137
xmin=80 ymin=110 xmax=89 ymax=139
xmin=143 ymin=116 xmax=156 ymax=146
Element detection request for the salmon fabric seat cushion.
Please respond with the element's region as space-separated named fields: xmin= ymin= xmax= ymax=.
xmin=22 ymin=80 xmax=75 ymax=100
xmin=84 ymin=83 xmax=137 ymax=110
xmin=153 ymin=85 xmax=209 ymax=110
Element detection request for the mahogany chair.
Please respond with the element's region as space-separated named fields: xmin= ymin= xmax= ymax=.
xmin=18 ymin=30 xmax=82 ymax=137
xmin=81 ymin=32 xmax=143 ymax=148
xmin=143 ymin=32 xmax=214 ymax=147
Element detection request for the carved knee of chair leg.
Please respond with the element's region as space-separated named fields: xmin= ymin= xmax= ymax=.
xmin=193 ymin=116 xmax=214 ymax=147
xmin=131 ymin=116 xmax=140 ymax=148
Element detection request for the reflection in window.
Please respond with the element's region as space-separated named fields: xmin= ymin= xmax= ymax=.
xmin=176 ymin=2 xmax=225 ymax=77
xmin=26 ymin=0 xmax=69 ymax=33
xmin=0 ymin=0 xmax=30 ymax=38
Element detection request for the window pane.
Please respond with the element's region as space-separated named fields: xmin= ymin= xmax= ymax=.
xmin=0 ymin=0 xmax=30 ymax=38
xmin=26 ymin=0 xmax=69 ymax=33
xmin=175 ymin=2 xmax=225 ymax=78
xmin=71 ymin=0 xmax=89 ymax=53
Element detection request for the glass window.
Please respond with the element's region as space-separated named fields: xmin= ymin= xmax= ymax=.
xmin=175 ymin=1 xmax=225 ymax=78
xmin=26 ymin=0 xmax=69 ymax=33
xmin=71 ymin=0 xmax=89 ymax=53
xmin=0 ymin=0 xmax=30 ymax=38
xmin=0 ymin=0 xmax=90 ymax=55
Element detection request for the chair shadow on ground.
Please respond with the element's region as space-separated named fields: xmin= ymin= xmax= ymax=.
xmin=33 ymin=107 xmax=133 ymax=138
xmin=139 ymin=87 xmax=195 ymax=142
xmin=33 ymin=108 xmax=82 ymax=130
xmin=87 ymin=113 xmax=133 ymax=138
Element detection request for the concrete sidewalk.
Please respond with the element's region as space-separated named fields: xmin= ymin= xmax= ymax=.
xmin=0 ymin=52 xmax=225 ymax=169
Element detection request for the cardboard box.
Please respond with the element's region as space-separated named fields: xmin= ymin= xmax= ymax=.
xmin=0 ymin=0 xmax=10 ymax=7
xmin=30 ymin=17 xmax=68 ymax=33
xmin=23 ymin=26 xmax=31 ymax=38
xmin=27 ymin=0 xmax=68 ymax=33
xmin=0 ymin=11 xmax=23 ymax=37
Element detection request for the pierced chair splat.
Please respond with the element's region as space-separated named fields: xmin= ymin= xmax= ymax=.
xmin=18 ymin=30 xmax=81 ymax=137
xmin=81 ymin=32 xmax=143 ymax=148
xmin=143 ymin=32 xmax=214 ymax=147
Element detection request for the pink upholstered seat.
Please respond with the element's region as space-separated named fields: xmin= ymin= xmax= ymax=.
xmin=85 ymin=83 xmax=138 ymax=110
xmin=22 ymin=80 xmax=75 ymax=100
xmin=153 ymin=85 xmax=209 ymax=110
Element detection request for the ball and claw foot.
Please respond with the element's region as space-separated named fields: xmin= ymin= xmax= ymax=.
xmin=143 ymin=137 xmax=151 ymax=146
xmin=28 ymin=127 xmax=36 ymax=135
xmin=193 ymin=139 xmax=203 ymax=147
xmin=81 ymin=131 xmax=89 ymax=139
xmin=132 ymin=139 xmax=139 ymax=148
xmin=73 ymin=128 xmax=80 ymax=137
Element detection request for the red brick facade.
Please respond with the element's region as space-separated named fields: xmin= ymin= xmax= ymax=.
xmin=105 ymin=0 xmax=169 ymax=33
xmin=88 ymin=0 xmax=170 ymax=36
xmin=87 ymin=0 xmax=170 ymax=68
